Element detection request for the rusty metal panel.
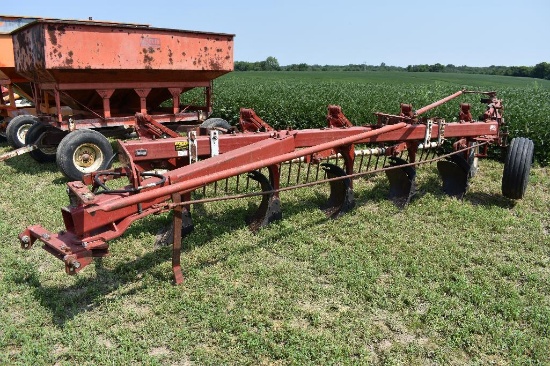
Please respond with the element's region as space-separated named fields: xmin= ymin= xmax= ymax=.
xmin=0 ymin=33 xmax=23 ymax=83
xmin=12 ymin=20 xmax=234 ymax=85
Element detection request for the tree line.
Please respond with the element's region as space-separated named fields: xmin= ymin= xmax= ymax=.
xmin=234 ymin=57 xmax=550 ymax=80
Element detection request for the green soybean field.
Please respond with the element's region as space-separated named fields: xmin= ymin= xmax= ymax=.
xmin=208 ymin=71 xmax=550 ymax=165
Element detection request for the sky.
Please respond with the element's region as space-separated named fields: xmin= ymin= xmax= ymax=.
xmin=2 ymin=0 xmax=549 ymax=67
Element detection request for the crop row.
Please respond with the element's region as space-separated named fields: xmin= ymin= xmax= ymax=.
xmin=200 ymin=72 xmax=550 ymax=165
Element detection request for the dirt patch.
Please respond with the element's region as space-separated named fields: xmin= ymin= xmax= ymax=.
xmin=149 ymin=346 xmax=171 ymax=356
xmin=53 ymin=344 xmax=68 ymax=356
xmin=371 ymin=310 xmax=438 ymax=355
xmin=97 ymin=335 xmax=114 ymax=349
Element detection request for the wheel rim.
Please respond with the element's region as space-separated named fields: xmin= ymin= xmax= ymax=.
xmin=73 ymin=143 xmax=104 ymax=173
xmin=35 ymin=130 xmax=57 ymax=155
xmin=17 ymin=123 xmax=33 ymax=145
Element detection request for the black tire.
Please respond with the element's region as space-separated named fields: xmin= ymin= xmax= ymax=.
xmin=0 ymin=116 xmax=6 ymax=142
xmin=502 ymin=137 xmax=534 ymax=199
xmin=200 ymin=118 xmax=231 ymax=131
xmin=24 ymin=123 xmax=58 ymax=163
xmin=56 ymin=129 xmax=114 ymax=181
xmin=6 ymin=115 xmax=38 ymax=148
xmin=0 ymin=117 xmax=8 ymax=142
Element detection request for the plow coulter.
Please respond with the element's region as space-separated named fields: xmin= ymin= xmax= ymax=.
xmin=18 ymin=90 xmax=534 ymax=284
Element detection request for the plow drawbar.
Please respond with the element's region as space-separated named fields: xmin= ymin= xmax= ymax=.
xmin=18 ymin=90 xmax=535 ymax=284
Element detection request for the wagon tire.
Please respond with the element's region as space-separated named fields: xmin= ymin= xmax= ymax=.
xmin=56 ymin=129 xmax=114 ymax=181
xmin=25 ymin=123 xmax=58 ymax=163
xmin=0 ymin=117 xmax=6 ymax=142
xmin=200 ymin=118 xmax=231 ymax=131
xmin=6 ymin=115 xmax=38 ymax=148
xmin=501 ymin=137 xmax=534 ymax=199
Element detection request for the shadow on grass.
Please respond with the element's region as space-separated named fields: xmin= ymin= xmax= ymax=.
xmin=354 ymin=172 xmax=516 ymax=209
xmin=419 ymin=174 xmax=516 ymax=209
xmin=464 ymin=192 xmax=516 ymax=209
xmin=15 ymin=206 xmax=243 ymax=326
xmin=14 ymin=171 xmax=515 ymax=326
xmin=3 ymin=154 xmax=59 ymax=176
xmin=16 ymin=196 xmax=331 ymax=327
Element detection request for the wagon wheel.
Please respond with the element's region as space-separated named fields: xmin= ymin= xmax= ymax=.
xmin=56 ymin=129 xmax=114 ymax=181
xmin=501 ymin=137 xmax=534 ymax=199
xmin=25 ymin=123 xmax=59 ymax=163
xmin=200 ymin=118 xmax=231 ymax=131
xmin=6 ymin=115 xmax=38 ymax=148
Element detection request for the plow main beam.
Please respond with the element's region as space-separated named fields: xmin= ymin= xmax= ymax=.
xmin=121 ymin=121 xmax=499 ymax=167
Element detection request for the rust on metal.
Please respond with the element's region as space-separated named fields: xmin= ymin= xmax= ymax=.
xmin=0 ymin=144 xmax=37 ymax=161
xmin=12 ymin=20 xmax=234 ymax=84
xmin=7 ymin=18 xmax=234 ymax=137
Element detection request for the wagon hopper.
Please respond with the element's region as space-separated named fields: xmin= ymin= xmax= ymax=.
xmin=10 ymin=19 xmax=234 ymax=180
xmin=18 ymin=90 xmax=535 ymax=284
xmin=1 ymin=16 xmax=154 ymax=149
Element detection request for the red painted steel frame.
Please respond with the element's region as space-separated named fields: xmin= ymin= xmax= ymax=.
xmin=120 ymin=120 xmax=499 ymax=170
xmin=19 ymin=120 xmax=500 ymax=273
xmin=18 ymin=90 xmax=506 ymax=281
xmin=20 ymin=122 xmax=410 ymax=273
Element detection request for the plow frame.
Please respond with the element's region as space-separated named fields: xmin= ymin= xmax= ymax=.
xmin=19 ymin=90 xmax=528 ymax=284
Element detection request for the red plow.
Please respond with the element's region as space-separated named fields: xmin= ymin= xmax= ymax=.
xmin=19 ymin=90 xmax=534 ymax=284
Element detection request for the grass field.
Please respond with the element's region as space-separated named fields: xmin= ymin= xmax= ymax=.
xmin=1 ymin=71 xmax=549 ymax=365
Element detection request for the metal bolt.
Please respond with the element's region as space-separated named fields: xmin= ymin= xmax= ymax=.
xmin=21 ymin=235 xmax=30 ymax=248
xmin=41 ymin=233 xmax=50 ymax=240
xmin=72 ymin=261 xmax=81 ymax=269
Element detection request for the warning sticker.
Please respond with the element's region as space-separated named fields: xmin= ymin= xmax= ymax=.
xmin=175 ymin=141 xmax=189 ymax=151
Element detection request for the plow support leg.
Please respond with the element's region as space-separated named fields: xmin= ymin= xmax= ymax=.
xmin=246 ymin=169 xmax=282 ymax=233
xmin=321 ymin=163 xmax=355 ymax=219
xmin=385 ymin=157 xmax=416 ymax=209
xmin=171 ymin=192 xmax=193 ymax=285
